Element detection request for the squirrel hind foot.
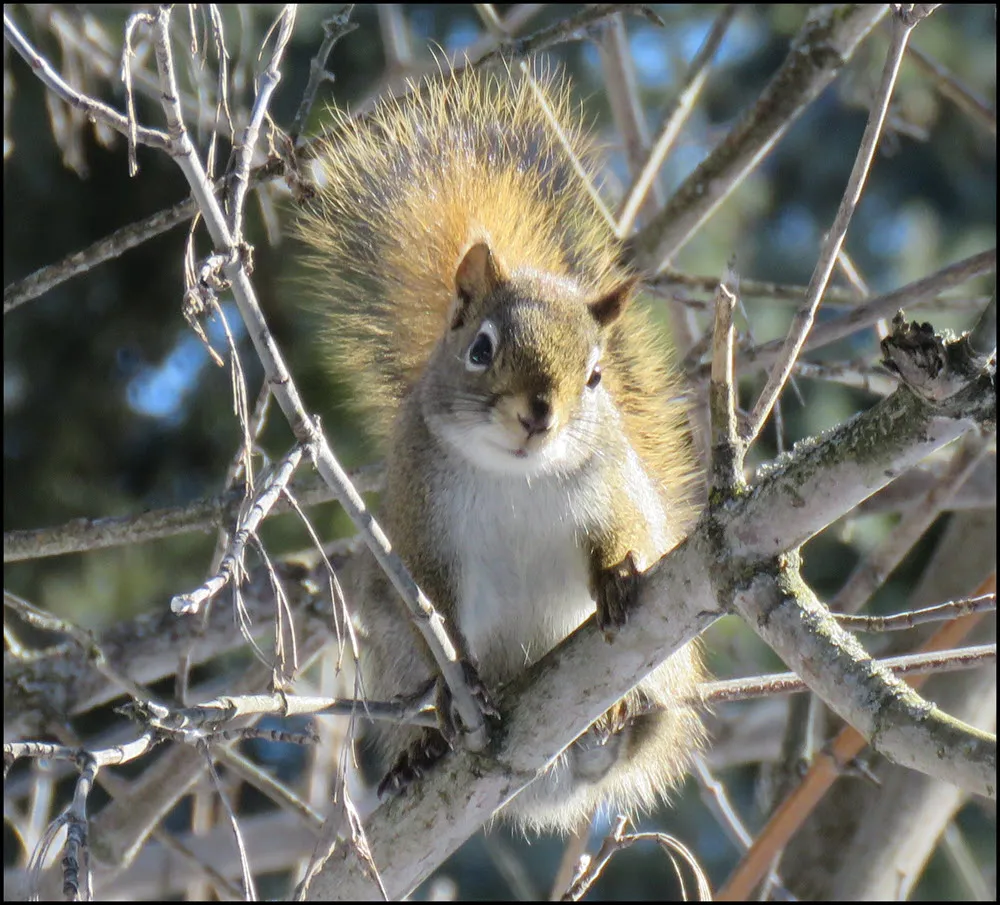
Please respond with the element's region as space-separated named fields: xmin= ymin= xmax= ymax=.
xmin=377 ymin=728 xmax=452 ymax=799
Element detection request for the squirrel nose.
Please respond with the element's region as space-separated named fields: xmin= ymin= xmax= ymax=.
xmin=518 ymin=395 xmax=554 ymax=437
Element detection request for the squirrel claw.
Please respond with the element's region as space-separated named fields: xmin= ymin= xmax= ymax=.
xmin=435 ymin=657 xmax=500 ymax=745
xmin=433 ymin=659 xmax=500 ymax=746
xmin=460 ymin=658 xmax=501 ymax=721
xmin=377 ymin=729 xmax=452 ymax=799
xmin=595 ymin=551 xmax=640 ymax=639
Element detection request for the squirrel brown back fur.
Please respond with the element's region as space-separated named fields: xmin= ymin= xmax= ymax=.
xmin=294 ymin=67 xmax=697 ymax=509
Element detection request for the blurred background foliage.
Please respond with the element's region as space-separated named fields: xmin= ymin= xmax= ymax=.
xmin=3 ymin=4 xmax=995 ymax=899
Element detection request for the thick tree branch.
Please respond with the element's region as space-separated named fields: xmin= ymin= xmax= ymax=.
xmin=733 ymin=564 xmax=994 ymax=800
xmin=828 ymin=657 xmax=996 ymax=899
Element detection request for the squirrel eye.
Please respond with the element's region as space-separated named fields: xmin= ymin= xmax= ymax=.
xmin=466 ymin=327 xmax=496 ymax=371
xmin=586 ymin=365 xmax=602 ymax=389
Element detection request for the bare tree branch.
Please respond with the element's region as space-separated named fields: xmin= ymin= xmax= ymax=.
xmin=3 ymin=8 xmax=170 ymax=154
xmin=745 ymin=6 xmax=937 ymax=445
xmin=627 ymin=4 xmax=889 ymax=269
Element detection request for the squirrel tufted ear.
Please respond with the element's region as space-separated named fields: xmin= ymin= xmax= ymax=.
xmin=589 ymin=276 xmax=638 ymax=328
xmin=455 ymin=242 xmax=505 ymax=304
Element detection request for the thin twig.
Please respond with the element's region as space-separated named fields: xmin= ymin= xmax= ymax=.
xmin=171 ymin=444 xmax=306 ymax=616
xmin=830 ymin=432 xmax=992 ymax=614
xmin=744 ymin=7 xmax=936 ymax=446
xmin=907 ymin=41 xmax=996 ymax=137
xmin=473 ymin=5 xmax=664 ymax=71
xmin=178 ymin=298 xmax=258 ymax=705
xmin=202 ymin=744 xmax=257 ymax=900
xmin=597 ymin=11 xmax=656 ymax=221
xmin=616 ymin=4 xmax=738 ymax=237
xmin=700 ymin=643 xmax=996 ymax=704
xmin=288 ymin=6 xmax=357 ymax=145
xmin=790 ymin=359 xmax=899 ymax=396
xmin=708 ymin=268 xmax=744 ymax=492
xmin=3 ymin=196 xmax=198 ymax=314
xmin=834 ymin=593 xmax=996 ymax=633
xmin=208 ymin=379 xmax=273 ymax=574
xmin=692 ymin=757 xmax=789 ymax=897
xmin=226 ymin=6 xmax=295 ymax=239
xmin=657 ymin=270 xmax=991 ymax=313
xmin=725 ymin=248 xmax=996 ymax=381
xmin=2 ymin=466 xmax=380 ymax=563
xmin=548 ymin=818 xmax=593 ymax=901
xmin=3 ymin=8 xmax=170 ymax=153
xmin=658 ymin=269 xmax=887 ymax=308
xmin=562 ymin=816 xmax=711 ymax=901
xmin=214 ymin=747 xmax=324 ymax=833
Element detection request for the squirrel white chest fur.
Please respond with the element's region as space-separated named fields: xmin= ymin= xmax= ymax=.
xmin=441 ymin=466 xmax=594 ymax=683
xmin=425 ymin=427 xmax=670 ymax=686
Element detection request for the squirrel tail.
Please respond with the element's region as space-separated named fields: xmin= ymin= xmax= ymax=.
xmin=294 ymin=66 xmax=621 ymax=437
xmin=295 ymin=66 xmax=697 ymax=510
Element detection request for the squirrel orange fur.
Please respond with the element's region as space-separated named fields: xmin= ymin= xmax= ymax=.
xmin=295 ymin=67 xmax=706 ymax=832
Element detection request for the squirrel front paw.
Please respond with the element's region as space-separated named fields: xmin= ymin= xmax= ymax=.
xmin=594 ymin=551 xmax=640 ymax=639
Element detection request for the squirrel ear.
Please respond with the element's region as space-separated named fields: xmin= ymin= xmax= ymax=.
xmin=589 ymin=276 xmax=638 ymax=327
xmin=455 ymin=242 xmax=505 ymax=305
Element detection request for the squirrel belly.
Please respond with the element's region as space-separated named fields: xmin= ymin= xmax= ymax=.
xmin=408 ymin=376 xmax=668 ymax=686
xmin=296 ymin=67 xmax=706 ymax=831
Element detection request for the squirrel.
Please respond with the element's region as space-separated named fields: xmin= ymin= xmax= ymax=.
xmin=294 ymin=66 xmax=706 ymax=832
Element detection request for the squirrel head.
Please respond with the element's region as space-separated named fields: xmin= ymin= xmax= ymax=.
xmin=419 ymin=241 xmax=636 ymax=476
